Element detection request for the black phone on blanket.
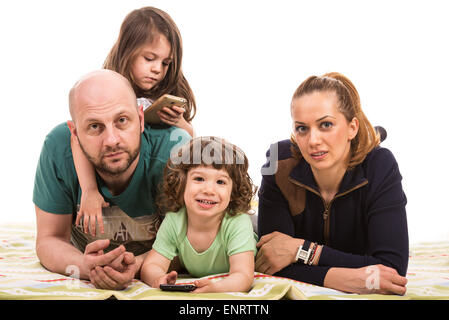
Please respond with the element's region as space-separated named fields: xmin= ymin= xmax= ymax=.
xmin=160 ymin=284 xmax=197 ymax=292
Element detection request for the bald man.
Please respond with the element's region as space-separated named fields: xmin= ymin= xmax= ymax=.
xmin=33 ymin=70 xmax=190 ymax=289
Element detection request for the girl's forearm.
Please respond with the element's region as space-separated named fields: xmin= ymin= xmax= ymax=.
xmin=176 ymin=118 xmax=194 ymax=137
xmin=213 ymin=271 xmax=254 ymax=293
xmin=140 ymin=261 xmax=167 ymax=287
xmin=70 ymin=134 xmax=98 ymax=192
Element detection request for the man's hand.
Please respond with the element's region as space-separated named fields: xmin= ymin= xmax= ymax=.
xmin=255 ymin=231 xmax=302 ymax=275
xmin=82 ymin=239 xmax=125 ymax=275
xmin=89 ymin=251 xmax=138 ymax=290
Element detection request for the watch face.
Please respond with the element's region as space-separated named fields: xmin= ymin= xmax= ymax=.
xmin=299 ymin=250 xmax=308 ymax=260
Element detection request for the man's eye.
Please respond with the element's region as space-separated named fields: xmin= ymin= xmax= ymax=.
xmin=118 ymin=117 xmax=127 ymax=123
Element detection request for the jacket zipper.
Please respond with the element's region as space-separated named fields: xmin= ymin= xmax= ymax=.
xmin=288 ymin=178 xmax=368 ymax=245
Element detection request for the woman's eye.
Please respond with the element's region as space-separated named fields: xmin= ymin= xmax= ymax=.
xmin=321 ymin=121 xmax=333 ymax=129
xmin=144 ymin=57 xmax=153 ymax=62
xmin=295 ymin=125 xmax=307 ymax=134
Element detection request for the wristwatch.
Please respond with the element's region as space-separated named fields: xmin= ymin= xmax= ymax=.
xmin=295 ymin=240 xmax=311 ymax=264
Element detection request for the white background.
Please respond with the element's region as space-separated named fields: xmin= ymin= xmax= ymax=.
xmin=0 ymin=0 xmax=448 ymax=245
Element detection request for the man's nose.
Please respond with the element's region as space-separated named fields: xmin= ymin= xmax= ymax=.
xmin=103 ymin=126 xmax=120 ymax=147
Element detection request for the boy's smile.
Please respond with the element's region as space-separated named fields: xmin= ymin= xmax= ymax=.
xmin=184 ymin=166 xmax=233 ymax=221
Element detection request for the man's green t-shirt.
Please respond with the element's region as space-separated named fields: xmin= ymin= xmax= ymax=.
xmin=32 ymin=122 xmax=190 ymax=254
xmin=153 ymin=207 xmax=258 ymax=278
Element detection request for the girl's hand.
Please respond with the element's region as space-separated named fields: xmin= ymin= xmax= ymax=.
xmin=157 ymin=105 xmax=186 ymax=126
xmin=192 ymin=278 xmax=216 ymax=293
xmin=152 ymin=270 xmax=178 ymax=288
xmin=76 ymin=190 xmax=109 ymax=236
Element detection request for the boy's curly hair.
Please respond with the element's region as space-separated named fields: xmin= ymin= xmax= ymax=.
xmin=156 ymin=136 xmax=256 ymax=216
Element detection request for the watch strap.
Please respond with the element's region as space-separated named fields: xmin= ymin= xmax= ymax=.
xmin=295 ymin=240 xmax=311 ymax=264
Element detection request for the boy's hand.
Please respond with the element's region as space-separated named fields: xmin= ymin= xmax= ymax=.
xmin=152 ymin=270 xmax=178 ymax=288
xmin=192 ymin=278 xmax=216 ymax=293
xmin=76 ymin=190 xmax=109 ymax=236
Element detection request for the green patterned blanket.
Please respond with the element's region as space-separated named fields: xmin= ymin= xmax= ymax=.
xmin=1 ymin=223 xmax=448 ymax=300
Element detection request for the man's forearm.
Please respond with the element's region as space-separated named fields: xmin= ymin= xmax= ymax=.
xmin=36 ymin=236 xmax=89 ymax=280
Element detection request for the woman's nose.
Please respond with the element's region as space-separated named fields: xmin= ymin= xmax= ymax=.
xmin=309 ymin=128 xmax=321 ymax=146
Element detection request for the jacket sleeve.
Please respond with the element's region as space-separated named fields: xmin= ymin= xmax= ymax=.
xmin=258 ymin=152 xmax=331 ymax=286
xmin=318 ymin=148 xmax=409 ymax=276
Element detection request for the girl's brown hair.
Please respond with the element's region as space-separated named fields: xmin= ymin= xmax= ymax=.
xmin=290 ymin=72 xmax=380 ymax=168
xmin=103 ymin=6 xmax=196 ymax=121
xmin=157 ymin=136 xmax=256 ymax=216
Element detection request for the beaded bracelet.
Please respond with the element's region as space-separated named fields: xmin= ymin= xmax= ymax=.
xmin=306 ymin=242 xmax=318 ymax=265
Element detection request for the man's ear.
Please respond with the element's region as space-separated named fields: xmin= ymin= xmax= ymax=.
xmin=138 ymin=105 xmax=145 ymax=133
xmin=67 ymin=120 xmax=77 ymax=137
xmin=348 ymin=117 xmax=359 ymax=141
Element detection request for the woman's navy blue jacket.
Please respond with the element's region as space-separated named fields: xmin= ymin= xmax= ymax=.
xmin=257 ymin=140 xmax=409 ymax=286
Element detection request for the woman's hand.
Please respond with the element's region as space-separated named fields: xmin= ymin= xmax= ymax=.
xmin=255 ymin=231 xmax=303 ymax=275
xmin=324 ymin=264 xmax=408 ymax=295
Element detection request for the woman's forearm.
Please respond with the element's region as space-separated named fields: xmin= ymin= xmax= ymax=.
xmin=323 ymin=265 xmax=407 ymax=295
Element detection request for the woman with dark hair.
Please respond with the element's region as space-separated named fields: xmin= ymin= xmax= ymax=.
xmin=256 ymin=72 xmax=409 ymax=295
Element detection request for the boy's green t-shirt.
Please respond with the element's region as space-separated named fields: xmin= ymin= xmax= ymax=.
xmin=33 ymin=122 xmax=190 ymax=217
xmin=152 ymin=207 xmax=258 ymax=278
